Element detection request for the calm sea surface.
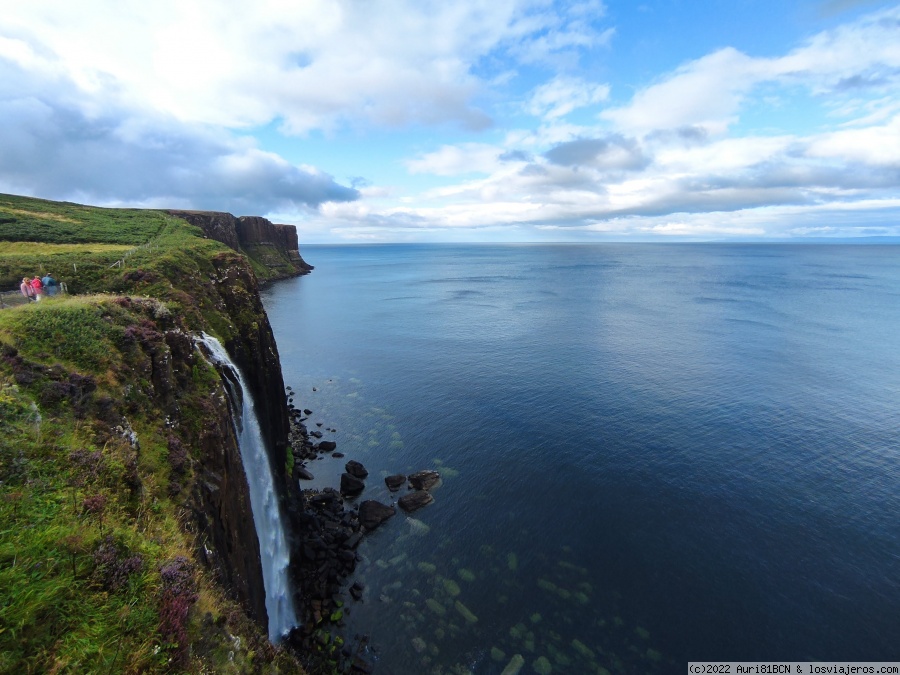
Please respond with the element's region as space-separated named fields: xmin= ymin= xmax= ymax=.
xmin=262 ymin=244 xmax=900 ymax=674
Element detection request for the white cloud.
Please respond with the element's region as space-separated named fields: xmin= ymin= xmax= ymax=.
xmin=405 ymin=143 xmax=509 ymax=176
xmin=526 ymin=75 xmax=610 ymax=119
xmin=1 ymin=0 xmax=614 ymax=134
xmin=601 ymin=6 xmax=900 ymax=136
xmin=0 ymin=58 xmax=358 ymax=213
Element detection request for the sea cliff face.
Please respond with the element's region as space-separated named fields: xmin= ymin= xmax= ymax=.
xmin=169 ymin=210 xmax=314 ymax=280
xmin=0 ymin=195 xmax=309 ymax=673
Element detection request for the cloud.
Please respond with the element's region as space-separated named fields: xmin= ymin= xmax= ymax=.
xmin=526 ymin=75 xmax=610 ymax=119
xmin=601 ymin=5 xmax=900 ymax=135
xmin=1 ymin=0 xmax=614 ymax=134
xmin=544 ymin=135 xmax=647 ymax=170
xmin=0 ymin=59 xmax=358 ymax=214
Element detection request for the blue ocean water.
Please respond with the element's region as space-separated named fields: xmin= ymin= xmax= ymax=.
xmin=262 ymin=244 xmax=900 ymax=674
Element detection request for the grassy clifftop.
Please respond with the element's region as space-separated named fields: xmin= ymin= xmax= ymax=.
xmin=0 ymin=195 xmax=306 ymax=674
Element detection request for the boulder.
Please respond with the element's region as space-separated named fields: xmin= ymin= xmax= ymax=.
xmin=340 ymin=473 xmax=365 ymax=496
xmin=319 ymin=440 xmax=337 ymax=451
xmin=385 ymin=474 xmax=407 ymax=491
xmin=398 ymin=491 xmax=434 ymax=512
xmin=359 ymin=500 xmax=396 ymax=530
xmin=409 ymin=470 xmax=440 ymax=491
xmin=296 ymin=466 xmax=315 ymax=481
xmin=345 ymin=460 xmax=369 ymax=479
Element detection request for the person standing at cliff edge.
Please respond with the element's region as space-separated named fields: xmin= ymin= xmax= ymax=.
xmin=30 ymin=276 xmax=43 ymax=301
xmin=20 ymin=277 xmax=34 ymax=301
xmin=41 ymin=272 xmax=57 ymax=296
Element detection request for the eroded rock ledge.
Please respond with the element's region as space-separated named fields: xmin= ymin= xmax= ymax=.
xmin=169 ymin=210 xmax=314 ymax=280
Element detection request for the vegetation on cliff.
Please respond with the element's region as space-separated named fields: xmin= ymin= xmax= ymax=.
xmin=0 ymin=194 xmax=308 ymax=674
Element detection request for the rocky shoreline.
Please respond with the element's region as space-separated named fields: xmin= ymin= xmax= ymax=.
xmin=282 ymin=386 xmax=441 ymax=673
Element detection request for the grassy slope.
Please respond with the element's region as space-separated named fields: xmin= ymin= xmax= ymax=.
xmin=0 ymin=196 xmax=305 ymax=674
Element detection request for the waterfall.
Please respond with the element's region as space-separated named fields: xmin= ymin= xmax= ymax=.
xmin=196 ymin=333 xmax=297 ymax=641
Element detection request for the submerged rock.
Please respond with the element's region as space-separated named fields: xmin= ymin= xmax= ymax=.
xmin=454 ymin=600 xmax=478 ymax=623
xmin=532 ymin=656 xmax=552 ymax=675
xmin=501 ymin=654 xmax=525 ymax=675
xmin=406 ymin=517 xmax=431 ymax=536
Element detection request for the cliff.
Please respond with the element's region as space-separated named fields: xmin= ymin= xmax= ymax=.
xmin=168 ymin=210 xmax=314 ymax=281
xmin=0 ymin=194 xmax=309 ymax=673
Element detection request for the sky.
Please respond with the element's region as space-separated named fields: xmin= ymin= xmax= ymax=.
xmin=1 ymin=0 xmax=899 ymax=242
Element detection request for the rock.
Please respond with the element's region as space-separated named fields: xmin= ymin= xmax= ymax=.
xmin=532 ymin=656 xmax=552 ymax=675
xmin=340 ymin=473 xmax=365 ymax=496
xmin=411 ymin=637 xmax=427 ymax=653
xmin=303 ymin=408 xmax=312 ymax=415
xmin=501 ymin=654 xmax=525 ymax=675
xmin=492 ymin=647 xmax=506 ymax=662
xmin=316 ymin=422 xmax=323 ymax=427
xmin=319 ymin=440 xmax=337 ymax=451
xmin=408 ymin=470 xmax=440 ymax=491
xmin=385 ymin=474 xmax=407 ymax=491
xmin=350 ymin=582 xmax=364 ymax=600
xmin=345 ymin=460 xmax=369 ymax=479
xmin=426 ymin=598 xmax=446 ymax=616
xmin=457 ymin=568 xmax=475 ymax=582
xmin=310 ymin=430 xmax=323 ymax=439
xmin=454 ymin=600 xmax=478 ymax=623
xmin=406 ymin=517 xmax=430 ymax=536
xmin=358 ymin=500 xmax=396 ymax=530
xmin=398 ymin=491 xmax=434 ymax=512
xmin=296 ymin=467 xmax=315 ymax=480
xmin=345 ymin=532 xmax=363 ymax=549
xmin=333 ymin=452 xmax=345 ymax=458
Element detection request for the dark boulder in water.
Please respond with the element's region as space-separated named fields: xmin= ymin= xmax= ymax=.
xmin=359 ymin=500 xmax=396 ymax=530
xmin=345 ymin=460 xmax=369 ymax=479
xmin=385 ymin=474 xmax=407 ymax=491
xmin=319 ymin=440 xmax=337 ymax=451
xmin=296 ymin=466 xmax=315 ymax=480
xmin=409 ymin=470 xmax=440 ymax=491
xmin=399 ymin=491 xmax=434 ymax=512
xmin=340 ymin=473 xmax=365 ymax=496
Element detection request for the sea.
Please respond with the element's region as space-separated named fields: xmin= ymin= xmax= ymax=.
xmin=261 ymin=243 xmax=900 ymax=674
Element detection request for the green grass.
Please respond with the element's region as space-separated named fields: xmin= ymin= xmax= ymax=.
xmin=0 ymin=195 xmax=308 ymax=674
xmin=0 ymin=194 xmax=170 ymax=246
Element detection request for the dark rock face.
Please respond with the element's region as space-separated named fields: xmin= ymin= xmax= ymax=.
xmin=385 ymin=474 xmax=407 ymax=491
xmin=318 ymin=440 xmax=337 ymax=452
xmin=210 ymin=255 xmax=291 ymax=488
xmin=358 ymin=500 xmax=396 ymax=530
xmin=345 ymin=460 xmax=369 ymax=479
xmin=168 ymin=210 xmax=313 ymax=279
xmin=190 ymin=382 xmax=269 ymax=624
xmin=409 ymin=470 xmax=441 ymax=491
xmin=340 ymin=473 xmax=365 ymax=496
xmin=398 ymin=491 xmax=434 ymax=512
xmin=169 ymin=210 xmax=241 ymax=250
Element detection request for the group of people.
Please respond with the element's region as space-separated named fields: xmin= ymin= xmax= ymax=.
xmin=19 ymin=273 xmax=58 ymax=301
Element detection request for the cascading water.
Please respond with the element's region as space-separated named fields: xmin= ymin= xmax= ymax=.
xmin=196 ymin=333 xmax=297 ymax=641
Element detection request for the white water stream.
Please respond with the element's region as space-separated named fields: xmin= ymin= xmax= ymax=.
xmin=196 ymin=333 xmax=297 ymax=641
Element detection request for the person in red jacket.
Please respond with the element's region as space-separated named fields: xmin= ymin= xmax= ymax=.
xmin=30 ymin=276 xmax=43 ymax=301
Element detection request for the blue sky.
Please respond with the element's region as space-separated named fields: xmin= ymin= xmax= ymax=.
xmin=1 ymin=0 xmax=899 ymax=242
